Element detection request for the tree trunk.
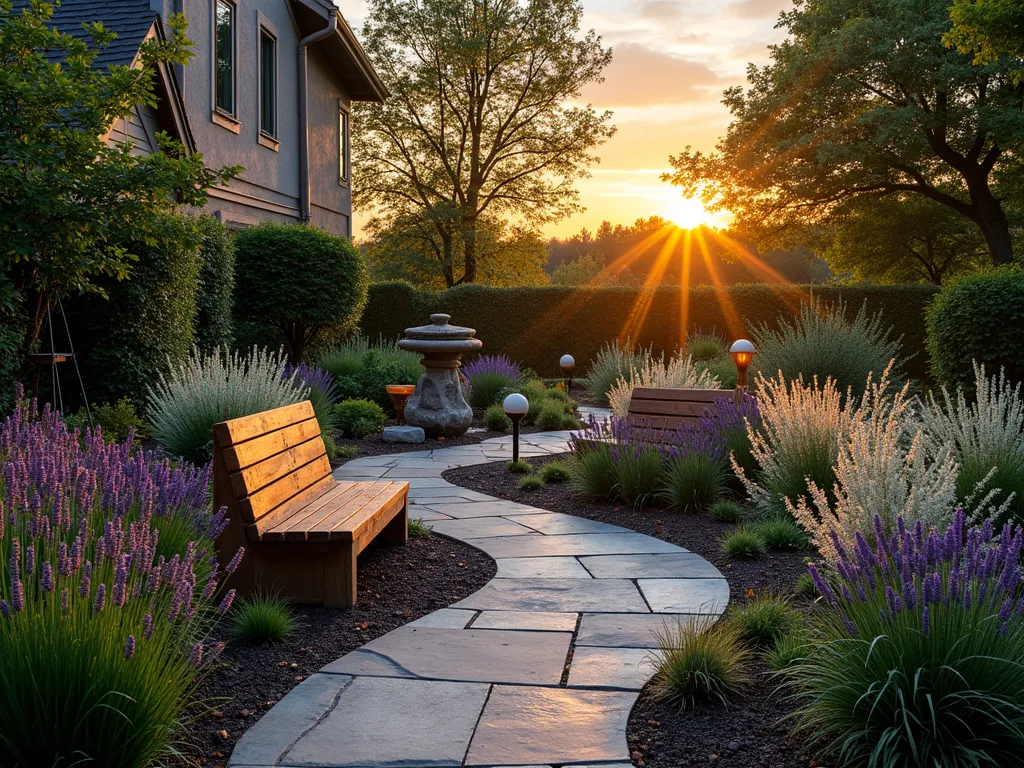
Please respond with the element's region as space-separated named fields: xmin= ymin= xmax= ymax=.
xmin=460 ymin=210 xmax=478 ymax=284
xmin=967 ymin=175 xmax=1014 ymax=266
xmin=440 ymin=232 xmax=455 ymax=288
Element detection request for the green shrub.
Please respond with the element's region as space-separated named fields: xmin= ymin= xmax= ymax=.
xmin=408 ymin=518 xmax=433 ymax=538
xmin=660 ymin=453 xmax=727 ymax=512
xmin=582 ymin=338 xmax=651 ymax=405
xmin=569 ymin=445 xmax=617 ymax=497
xmin=611 ymin=447 xmax=663 ymax=507
xmin=927 ymin=267 xmax=1024 ymax=392
xmin=518 ymin=474 xmax=545 ymax=491
xmin=535 ymin=402 xmax=569 ymax=431
xmin=192 ymin=214 xmax=235 ymax=353
xmin=0 ymin=304 xmax=25 ymax=414
xmin=337 ymin=444 xmax=359 ymax=459
xmin=793 ymin=572 xmax=817 ymax=597
xmin=650 ymin=616 xmax=750 ymax=710
xmin=234 ymin=223 xmax=369 ymax=363
xmin=507 ymin=459 xmax=533 ymax=473
xmin=148 ymin=346 xmax=304 ymax=463
xmin=468 ymin=372 xmax=516 ymax=408
xmin=65 ymin=212 xmax=201 ymax=407
xmin=708 ymin=499 xmax=743 ymax=523
xmin=765 ymin=629 xmax=810 ymax=672
xmin=65 ymin=397 xmax=148 ymax=443
xmin=322 ymin=338 xmax=422 ymax=412
xmin=336 ymin=398 xmax=388 ymax=439
xmin=753 ymin=297 xmax=904 ymax=399
xmin=727 ymin=594 xmax=800 ymax=647
xmin=750 ymin=517 xmax=808 ymax=551
xmin=699 ymin=355 xmax=738 ymax=389
xmin=686 ymin=329 xmax=727 ymax=361
xmin=484 ymin=404 xmax=511 ymax=431
xmin=230 ymin=593 xmax=298 ymax=644
xmin=539 ymin=459 xmax=572 ymax=482
xmin=721 ymin=526 xmax=767 ymax=559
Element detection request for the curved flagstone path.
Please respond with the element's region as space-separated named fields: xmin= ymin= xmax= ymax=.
xmin=229 ymin=419 xmax=728 ymax=768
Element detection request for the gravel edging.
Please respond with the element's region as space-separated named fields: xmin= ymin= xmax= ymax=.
xmin=442 ymin=453 xmax=824 ymax=768
xmin=178 ymin=534 xmax=495 ymax=767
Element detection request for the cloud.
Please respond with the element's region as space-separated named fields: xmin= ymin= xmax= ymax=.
xmin=581 ymin=42 xmax=722 ymax=107
xmin=727 ymin=0 xmax=791 ymax=19
xmin=638 ymin=0 xmax=683 ymax=20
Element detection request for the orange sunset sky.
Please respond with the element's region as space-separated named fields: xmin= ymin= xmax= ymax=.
xmin=347 ymin=0 xmax=792 ymax=238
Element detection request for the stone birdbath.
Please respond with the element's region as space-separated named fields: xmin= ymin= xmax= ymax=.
xmin=385 ymin=384 xmax=416 ymax=424
xmin=398 ymin=314 xmax=481 ymax=437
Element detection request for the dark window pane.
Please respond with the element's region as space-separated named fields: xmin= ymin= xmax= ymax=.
xmin=260 ymin=32 xmax=276 ymax=137
xmin=215 ymin=1 xmax=234 ymax=114
xmin=340 ymin=110 xmax=349 ymax=181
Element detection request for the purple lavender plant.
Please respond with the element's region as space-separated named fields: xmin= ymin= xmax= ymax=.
xmin=461 ymin=355 xmax=522 ymax=382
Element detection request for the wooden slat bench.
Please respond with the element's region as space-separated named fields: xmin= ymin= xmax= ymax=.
xmin=626 ymin=387 xmax=728 ymax=442
xmin=213 ymin=401 xmax=409 ymax=607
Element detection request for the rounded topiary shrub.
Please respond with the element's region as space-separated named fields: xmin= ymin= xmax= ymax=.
xmin=336 ymin=398 xmax=387 ymax=439
xmin=192 ymin=215 xmax=235 ymax=353
xmin=233 ymin=223 xmax=369 ymax=363
xmin=927 ymin=268 xmax=1024 ymax=391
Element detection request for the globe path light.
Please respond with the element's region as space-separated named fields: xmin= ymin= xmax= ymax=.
xmin=559 ymin=354 xmax=576 ymax=393
xmin=503 ymin=392 xmax=529 ymax=463
xmin=730 ymin=339 xmax=755 ymax=403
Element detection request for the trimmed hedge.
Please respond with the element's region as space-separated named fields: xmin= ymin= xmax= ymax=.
xmin=64 ymin=214 xmax=201 ymax=408
xmin=927 ymin=268 xmax=1024 ymax=391
xmin=360 ymin=283 xmax=940 ymax=382
xmin=193 ymin=215 xmax=235 ymax=353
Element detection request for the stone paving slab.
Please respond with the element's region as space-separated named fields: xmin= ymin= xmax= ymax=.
xmin=322 ymin=626 xmax=572 ymax=685
xmin=468 ymin=532 xmax=684 ymax=559
xmin=285 ymin=677 xmax=489 ymax=767
xmin=576 ymin=612 xmax=706 ymax=648
xmin=494 ymin=556 xmax=593 ymax=579
xmin=472 ymin=610 xmax=579 ymax=632
xmin=408 ymin=508 xmax=454 ymax=522
xmin=430 ymin=517 xmax=539 ymax=540
xmin=579 ymin=552 xmax=719 ymax=579
xmin=506 ymin=512 xmax=630 ymax=536
xmin=464 ymin=686 xmax=636 ymax=766
xmin=639 ymin=578 xmax=730 ymax=614
xmin=408 ymin=608 xmax=476 ymax=629
xmin=426 ymin=500 xmax=552 ymax=519
xmin=229 ymin=673 xmax=351 ymax=767
xmin=454 ymin=578 xmax=649 ymax=613
xmin=567 ymin=646 xmax=653 ymax=690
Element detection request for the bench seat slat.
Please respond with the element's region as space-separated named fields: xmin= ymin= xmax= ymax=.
xmin=630 ymin=387 xmax=724 ymax=402
xmin=628 ymin=399 xmax=715 ymax=418
xmin=214 ymin=401 xmax=317 ymax=446
xmin=321 ymin=483 xmax=408 ymax=545
xmin=230 ymin=435 xmax=327 ymax=499
xmin=260 ymin=482 xmax=370 ymax=542
xmin=242 ymin=474 xmax=335 ymax=540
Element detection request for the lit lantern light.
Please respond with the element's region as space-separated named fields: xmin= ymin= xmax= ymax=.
xmin=559 ymin=354 xmax=575 ymax=393
xmin=502 ymin=393 xmax=529 ymax=464
xmin=729 ymin=339 xmax=755 ymax=393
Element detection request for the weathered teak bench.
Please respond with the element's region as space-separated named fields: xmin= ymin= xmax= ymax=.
xmin=626 ymin=387 xmax=727 ymax=441
xmin=212 ymin=401 xmax=409 ymax=607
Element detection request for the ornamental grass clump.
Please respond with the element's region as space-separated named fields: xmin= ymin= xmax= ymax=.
xmin=148 ymin=346 xmax=304 ymax=463
xmin=788 ymin=510 xmax=1024 ymax=768
xmin=462 ymin=355 xmax=521 ymax=408
xmin=650 ymin=615 xmax=750 ymax=710
xmin=607 ymin=351 xmax=719 ymax=418
xmin=582 ymin=338 xmax=652 ymax=405
xmin=0 ymin=391 xmax=239 ymax=767
xmin=922 ymin=363 xmax=1024 ymax=525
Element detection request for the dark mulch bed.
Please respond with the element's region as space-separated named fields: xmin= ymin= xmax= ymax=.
xmin=178 ymin=534 xmax=495 ymax=768
xmin=443 ymin=454 xmax=822 ymax=768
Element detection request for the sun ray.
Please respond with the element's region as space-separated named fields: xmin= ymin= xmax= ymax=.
xmin=619 ymin=226 xmax=683 ymax=344
xmin=693 ymin=227 xmax=746 ymax=343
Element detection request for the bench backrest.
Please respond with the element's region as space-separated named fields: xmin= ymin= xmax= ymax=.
xmin=212 ymin=401 xmax=334 ymax=540
xmin=626 ymin=387 xmax=726 ymax=440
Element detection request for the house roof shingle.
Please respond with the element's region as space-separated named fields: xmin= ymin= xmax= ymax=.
xmin=43 ymin=0 xmax=157 ymax=69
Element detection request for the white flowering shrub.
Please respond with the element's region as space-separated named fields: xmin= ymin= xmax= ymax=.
xmin=608 ymin=352 xmax=720 ymax=418
xmin=921 ymin=363 xmax=1024 ymax=523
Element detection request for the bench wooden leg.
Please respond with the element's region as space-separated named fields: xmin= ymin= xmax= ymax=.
xmin=379 ymin=500 xmax=409 ymax=546
xmin=324 ymin=543 xmax=357 ymax=608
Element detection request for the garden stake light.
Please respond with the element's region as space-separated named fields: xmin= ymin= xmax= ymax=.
xmin=730 ymin=339 xmax=755 ymax=405
xmin=503 ymin=392 xmax=529 ymax=463
xmin=560 ymin=354 xmax=576 ymax=393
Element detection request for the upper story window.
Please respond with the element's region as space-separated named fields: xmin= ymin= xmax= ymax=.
xmin=214 ymin=0 xmax=235 ymax=116
xmin=339 ymin=107 xmax=350 ymax=184
xmin=259 ymin=29 xmax=277 ymax=138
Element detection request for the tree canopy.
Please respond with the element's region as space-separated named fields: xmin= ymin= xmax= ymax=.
xmin=353 ymin=0 xmax=614 ymax=286
xmin=0 ymin=0 xmax=237 ymax=359
xmin=665 ymin=0 xmax=1024 ymax=267
xmin=946 ymin=0 xmax=1024 ymax=83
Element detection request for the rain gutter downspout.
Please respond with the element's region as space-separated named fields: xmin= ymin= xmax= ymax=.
xmin=297 ymin=10 xmax=339 ymax=223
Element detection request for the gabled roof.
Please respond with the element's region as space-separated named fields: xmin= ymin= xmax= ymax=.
xmin=45 ymin=0 xmax=157 ymax=70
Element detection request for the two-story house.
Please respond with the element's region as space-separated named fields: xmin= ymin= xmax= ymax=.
xmin=48 ymin=0 xmax=386 ymax=236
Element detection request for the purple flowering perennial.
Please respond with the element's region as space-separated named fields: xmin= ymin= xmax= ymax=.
xmin=461 ymin=354 xmax=522 ymax=383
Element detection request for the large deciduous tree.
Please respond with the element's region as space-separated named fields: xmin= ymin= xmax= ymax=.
xmin=353 ymin=0 xmax=614 ymax=286
xmin=946 ymin=0 xmax=1024 ymax=84
xmin=665 ymin=0 xmax=1024 ymax=267
xmin=0 ymin=1 xmax=237 ymax=364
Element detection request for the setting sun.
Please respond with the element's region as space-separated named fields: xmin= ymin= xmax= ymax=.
xmin=661 ymin=196 xmax=713 ymax=229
